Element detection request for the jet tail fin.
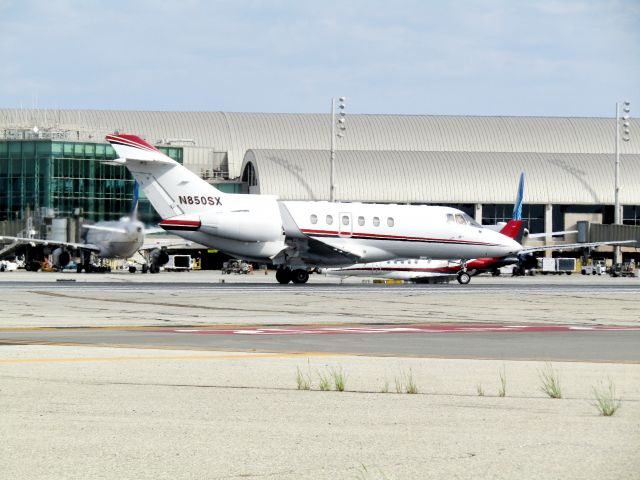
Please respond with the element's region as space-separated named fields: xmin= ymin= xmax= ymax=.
xmin=499 ymin=219 xmax=524 ymax=241
xmin=106 ymin=133 xmax=228 ymax=220
xmin=512 ymin=172 xmax=524 ymax=221
xmin=132 ymin=181 xmax=140 ymax=221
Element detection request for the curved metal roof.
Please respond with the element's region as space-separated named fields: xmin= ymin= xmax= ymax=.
xmin=1 ymin=109 xmax=638 ymax=178
xmin=242 ymin=149 xmax=640 ymax=205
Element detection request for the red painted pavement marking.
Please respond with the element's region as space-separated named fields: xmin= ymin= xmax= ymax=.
xmin=161 ymin=325 xmax=640 ymax=336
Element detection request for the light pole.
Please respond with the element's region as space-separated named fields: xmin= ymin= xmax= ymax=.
xmin=614 ymin=100 xmax=631 ymax=264
xmin=330 ymin=96 xmax=346 ymax=202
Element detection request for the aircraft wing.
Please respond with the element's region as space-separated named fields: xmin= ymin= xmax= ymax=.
xmin=527 ymin=230 xmax=578 ymax=239
xmin=298 ymin=236 xmax=362 ymax=265
xmin=0 ymin=236 xmax=101 ymax=253
xmin=276 ymin=203 xmax=362 ymax=265
xmin=139 ymin=239 xmax=195 ymax=251
xmin=82 ymin=224 xmax=128 ymax=234
xmin=520 ymin=239 xmax=638 ymax=254
xmin=143 ymin=227 xmax=165 ymax=235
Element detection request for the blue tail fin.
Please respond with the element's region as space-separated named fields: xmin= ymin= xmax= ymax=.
xmin=512 ymin=172 xmax=524 ymax=220
xmin=132 ymin=181 xmax=140 ymax=220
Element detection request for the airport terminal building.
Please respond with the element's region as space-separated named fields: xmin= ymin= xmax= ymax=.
xmin=1 ymin=108 xmax=639 ymax=255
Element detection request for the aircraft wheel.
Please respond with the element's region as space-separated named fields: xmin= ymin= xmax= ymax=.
xmin=291 ymin=269 xmax=309 ymax=284
xmin=276 ymin=268 xmax=292 ymax=284
xmin=457 ymin=271 xmax=471 ymax=285
xmin=129 ymin=266 xmax=137 ymax=274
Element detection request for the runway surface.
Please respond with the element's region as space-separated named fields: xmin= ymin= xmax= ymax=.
xmin=2 ymin=273 xmax=639 ymax=362
xmin=2 ymin=279 xmax=640 ymax=294
xmin=2 ymin=323 xmax=639 ymax=362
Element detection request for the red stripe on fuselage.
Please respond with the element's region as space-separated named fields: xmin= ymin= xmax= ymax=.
xmin=300 ymin=228 xmax=502 ymax=247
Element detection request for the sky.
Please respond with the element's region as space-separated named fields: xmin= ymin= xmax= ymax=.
xmin=0 ymin=0 xmax=638 ymax=117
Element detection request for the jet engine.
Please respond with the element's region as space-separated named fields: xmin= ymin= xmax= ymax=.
xmin=199 ymin=210 xmax=282 ymax=243
xmin=51 ymin=248 xmax=72 ymax=268
xmin=150 ymin=247 xmax=170 ymax=266
xmin=147 ymin=247 xmax=170 ymax=273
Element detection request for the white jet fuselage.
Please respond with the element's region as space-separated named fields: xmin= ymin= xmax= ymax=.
xmin=158 ymin=198 xmax=521 ymax=266
xmin=282 ymin=201 xmax=519 ymax=263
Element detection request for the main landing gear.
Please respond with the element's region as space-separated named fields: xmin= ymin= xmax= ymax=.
xmin=276 ymin=267 xmax=310 ymax=284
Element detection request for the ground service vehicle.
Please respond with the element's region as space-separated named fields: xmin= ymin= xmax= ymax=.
xmin=222 ymin=259 xmax=251 ymax=274
xmin=581 ymin=259 xmax=607 ymax=275
xmin=610 ymin=261 xmax=637 ymax=277
xmin=164 ymin=254 xmax=193 ymax=272
xmin=538 ymin=257 xmax=576 ymax=275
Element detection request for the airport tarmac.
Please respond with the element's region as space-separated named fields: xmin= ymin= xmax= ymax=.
xmin=1 ymin=270 xmax=639 ymax=479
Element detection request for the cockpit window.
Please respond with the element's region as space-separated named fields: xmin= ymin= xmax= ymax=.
xmin=446 ymin=214 xmax=454 ymax=224
xmin=463 ymin=214 xmax=482 ymax=227
xmin=453 ymin=213 xmax=482 ymax=227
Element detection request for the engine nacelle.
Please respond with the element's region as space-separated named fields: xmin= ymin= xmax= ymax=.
xmin=199 ymin=210 xmax=282 ymax=242
xmin=51 ymin=248 xmax=71 ymax=268
xmin=150 ymin=248 xmax=170 ymax=266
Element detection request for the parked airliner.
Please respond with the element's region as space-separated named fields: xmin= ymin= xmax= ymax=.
xmin=106 ymin=134 xmax=522 ymax=284
xmin=0 ymin=184 xmax=172 ymax=273
xmin=321 ymin=172 xmax=634 ymax=284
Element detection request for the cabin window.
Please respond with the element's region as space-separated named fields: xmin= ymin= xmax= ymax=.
xmin=373 ymin=216 xmax=380 ymax=227
xmin=447 ymin=214 xmax=454 ymax=223
xmin=358 ymin=216 xmax=365 ymax=226
xmin=326 ymin=215 xmax=333 ymax=225
xmin=387 ymin=217 xmax=394 ymax=227
xmin=342 ymin=215 xmax=350 ymax=226
xmin=310 ymin=214 xmax=318 ymax=224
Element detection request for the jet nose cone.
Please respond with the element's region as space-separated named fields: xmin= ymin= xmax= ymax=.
xmin=503 ymin=237 xmax=523 ymax=255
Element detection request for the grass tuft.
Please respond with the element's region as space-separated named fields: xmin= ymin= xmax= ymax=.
xmin=355 ymin=463 xmax=392 ymax=480
xmin=593 ymin=379 xmax=622 ymax=416
xmin=538 ymin=363 xmax=562 ymax=399
xmin=380 ymin=380 xmax=389 ymax=394
xmin=318 ymin=371 xmax=331 ymax=391
xmin=498 ymin=365 xmax=507 ymax=397
xmin=394 ymin=369 xmax=418 ymax=394
xmin=295 ymin=365 xmax=311 ymax=390
xmin=331 ymin=366 xmax=347 ymax=392
xmin=404 ymin=369 xmax=418 ymax=394
xmin=394 ymin=375 xmax=403 ymax=394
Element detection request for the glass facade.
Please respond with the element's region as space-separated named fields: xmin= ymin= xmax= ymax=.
xmin=482 ymin=203 xmax=545 ymax=234
xmin=0 ymin=140 xmax=182 ymax=224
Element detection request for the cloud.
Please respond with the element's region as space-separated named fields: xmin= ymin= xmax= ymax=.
xmin=0 ymin=0 xmax=637 ymax=116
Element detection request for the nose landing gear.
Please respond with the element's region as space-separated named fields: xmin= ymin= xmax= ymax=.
xmin=456 ymin=271 xmax=471 ymax=285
